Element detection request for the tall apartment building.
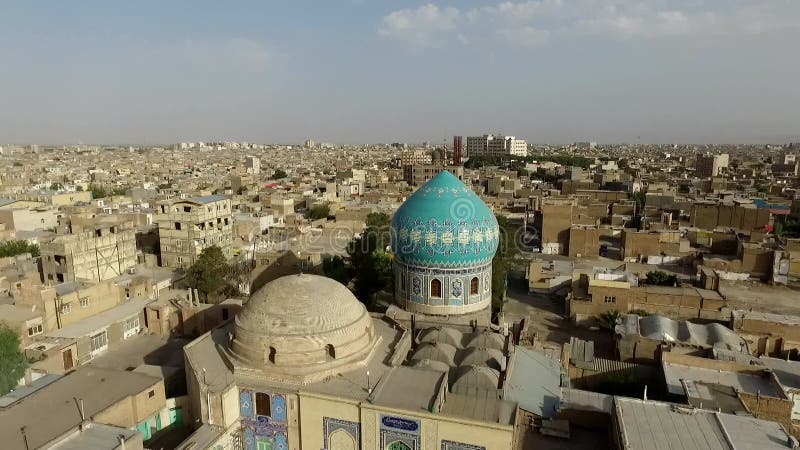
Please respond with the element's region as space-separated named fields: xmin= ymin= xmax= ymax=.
xmin=695 ymin=153 xmax=729 ymax=177
xmin=466 ymin=134 xmax=528 ymax=158
xmin=156 ymin=195 xmax=233 ymax=268
xmin=404 ymin=164 xmax=465 ymax=186
xmin=400 ymin=149 xmax=432 ymax=166
xmin=245 ymin=155 xmax=261 ymax=175
xmin=40 ymin=223 xmax=137 ymax=283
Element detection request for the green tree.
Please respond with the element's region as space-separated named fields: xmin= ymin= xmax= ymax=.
xmin=184 ymin=246 xmax=232 ymax=303
xmin=0 ymin=241 xmax=39 ymax=258
xmin=49 ymin=183 xmax=63 ymax=191
xmin=0 ymin=323 xmax=27 ymax=395
xmin=111 ymin=186 xmax=128 ymax=196
xmin=347 ymin=219 xmax=392 ymax=306
xmin=597 ymin=310 xmax=622 ymax=331
xmin=490 ymin=215 xmax=519 ymax=314
xmin=366 ymin=212 xmax=391 ymax=228
xmin=270 ymin=168 xmax=288 ymax=179
xmin=76 ymin=185 xmax=84 ymax=192
xmin=322 ymin=255 xmax=349 ymax=285
xmin=307 ymin=204 xmax=330 ymax=220
xmin=88 ymin=183 xmax=108 ymax=199
xmin=645 ymin=270 xmax=677 ymax=286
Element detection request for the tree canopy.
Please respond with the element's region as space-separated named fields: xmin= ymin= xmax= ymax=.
xmin=491 ymin=215 xmax=520 ymax=314
xmin=184 ymin=246 xmax=235 ymax=303
xmin=0 ymin=241 xmax=39 ymax=258
xmin=322 ymin=255 xmax=349 ymax=285
xmin=307 ymin=204 xmax=330 ymax=221
xmin=270 ymin=168 xmax=288 ymax=179
xmin=0 ymin=323 xmax=27 ymax=395
xmin=645 ymin=270 xmax=677 ymax=286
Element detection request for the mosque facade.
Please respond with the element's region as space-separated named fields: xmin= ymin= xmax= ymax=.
xmin=183 ymin=172 xmax=535 ymax=450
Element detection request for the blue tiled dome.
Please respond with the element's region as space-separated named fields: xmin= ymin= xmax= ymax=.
xmin=391 ymin=171 xmax=499 ymax=268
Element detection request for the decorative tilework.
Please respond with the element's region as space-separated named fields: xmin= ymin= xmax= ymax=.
xmin=391 ymin=171 xmax=499 ymax=268
xmin=451 ymin=279 xmax=463 ymax=297
xmin=323 ymin=417 xmax=361 ymax=449
xmin=240 ymin=389 xmax=254 ymax=419
xmin=271 ymin=394 xmax=287 ymax=422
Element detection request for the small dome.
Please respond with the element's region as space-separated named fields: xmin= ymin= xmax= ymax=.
xmin=230 ymin=275 xmax=378 ymax=382
xmin=464 ymin=330 xmax=506 ymax=352
xmin=391 ymin=171 xmax=499 ymax=268
xmin=410 ymin=342 xmax=458 ymax=367
xmin=450 ymin=365 xmax=501 ymax=393
xmin=458 ymin=347 xmax=507 ymax=372
xmin=417 ymin=326 xmax=464 ymax=348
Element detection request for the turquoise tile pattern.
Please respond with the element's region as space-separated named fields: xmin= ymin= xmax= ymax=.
xmin=391 ymin=171 xmax=499 ymax=268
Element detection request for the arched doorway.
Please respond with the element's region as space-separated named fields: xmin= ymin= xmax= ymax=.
xmin=328 ymin=429 xmax=356 ymax=450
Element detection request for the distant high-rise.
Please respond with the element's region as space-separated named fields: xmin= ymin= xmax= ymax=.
xmin=246 ymin=155 xmax=260 ymax=175
xmin=466 ymin=134 xmax=527 ymax=158
xmin=453 ymin=136 xmax=462 ymax=165
xmin=695 ymin=153 xmax=729 ymax=177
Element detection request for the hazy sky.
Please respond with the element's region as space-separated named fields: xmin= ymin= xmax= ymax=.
xmin=1 ymin=1 xmax=799 ymax=145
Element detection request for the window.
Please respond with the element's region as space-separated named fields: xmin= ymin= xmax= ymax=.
xmin=326 ymin=344 xmax=336 ymax=359
xmin=470 ymin=277 xmax=479 ymax=295
xmin=90 ymin=331 xmax=108 ymax=353
xmin=124 ymin=317 xmax=140 ymax=338
xmin=255 ymin=392 xmax=271 ymax=417
xmin=430 ymin=279 xmax=442 ymax=298
xmin=79 ymin=297 xmax=90 ymax=308
xmin=174 ymin=222 xmax=182 ymax=230
xmin=183 ymin=206 xmax=192 ymax=212
xmin=604 ymin=296 xmax=616 ymax=304
xmin=61 ymin=303 xmax=72 ymax=315
xmin=95 ymin=229 xmax=102 ymax=237
xmin=400 ymin=273 xmax=407 ymax=292
xmin=222 ymin=308 xmax=229 ymax=321
xmin=27 ymin=323 xmax=43 ymax=337
xmin=148 ymin=390 xmax=155 ymax=398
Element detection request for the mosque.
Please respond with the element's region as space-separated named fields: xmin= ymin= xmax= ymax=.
xmin=184 ymin=171 xmax=553 ymax=450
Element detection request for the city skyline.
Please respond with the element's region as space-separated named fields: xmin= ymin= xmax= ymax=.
xmin=1 ymin=1 xmax=799 ymax=144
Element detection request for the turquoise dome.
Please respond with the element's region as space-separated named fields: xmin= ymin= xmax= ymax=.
xmin=391 ymin=171 xmax=499 ymax=268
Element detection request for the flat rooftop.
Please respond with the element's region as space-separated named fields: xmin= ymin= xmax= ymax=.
xmin=47 ymin=298 xmax=152 ymax=339
xmin=615 ymin=397 xmax=793 ymax=450
xmin=0 ymin=367 xmax=160 ymax=450
xmin=663 ymin=361 xmax=783 ymax=398
xmin=49 ymin=422 xmax=139 ymax=450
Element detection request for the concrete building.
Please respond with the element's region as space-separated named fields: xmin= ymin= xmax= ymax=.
xmin=731 ymin=310 xmax=800 ymax=357
xmin=466 ymin=134 xmax=527 ymax=158
xmin=569 ymin=267 xmax=727 ymax=324
xmin=403 ymin=164 xmax=464 ymax=186
xmin=40 ymin=224 xmax=137 ymax=283
xmin=540 ymin=203 xmax=574 ymax=255
xmin=399 ymin=149 xmax=432 ymax=167
xmin=156 ymin=195 xmax=233 ymax=268
xmin=695 ymin=153 xmax=729 ymax=177
xmin=0 ymin=303 xmax=44 ymax=347
xmin=16 ymin=279 xmax=125 ymax=333
xmin=0 ymin=366 xmax=166 ymax=450
xmin=245 ymin=155 xmax=261 ymax=175
xmin=0 ymin=200 xmax=59 ymax=232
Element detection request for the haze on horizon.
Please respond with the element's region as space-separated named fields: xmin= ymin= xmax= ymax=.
xmin=1 ymin=1 xmax=799 ymax=146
